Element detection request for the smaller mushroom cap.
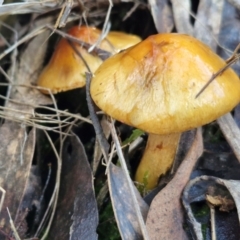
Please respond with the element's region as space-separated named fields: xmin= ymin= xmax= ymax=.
xmin=37 ymin=26 xmax=111 ymax=94
xmin=106 ymin=31 xmax=142 ymax=53
xmin=91 ymin=33 xmax=240 ymax=134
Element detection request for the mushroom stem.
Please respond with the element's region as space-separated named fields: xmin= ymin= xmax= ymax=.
xmin=135 ymin=132 xmax=181 ymax=190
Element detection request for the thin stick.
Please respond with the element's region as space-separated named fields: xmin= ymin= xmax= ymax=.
xmin=105 ymin=143 xmax=115 ymax=174
xmin=0 ymin=25 xmax=46 ymax=60
xmin=209 ymin=206 xmax=216 ymax=240
xmin=0 ymin=88 xmax=92 ymax=125
xmin=196 ymin=48 xmax=240 ymax=98
xmin=88 ymin=0 xmax=113 ymax=53
xmin=38 ymin=130 xmax=62 ymax=240
xmin=0 ymin=187 xmax=6 ymax=214
xmin=54 ymin=0 xmax=73 ymax=28
xmin=86 ymin=72 xmax=110 ymax=162
xmin=46 ymin=24 xmax=112 ymax=60
xmin=109 ymin=118 xmax=150 ymax=240
xmin=7 ymin=208 xmax=21 ymax=240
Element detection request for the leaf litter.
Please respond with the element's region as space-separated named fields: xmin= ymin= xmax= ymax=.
xmin=146 ymin=128 xmax=203 ymax=240
xmin=0 ymin=0 xmax=240 ymax=239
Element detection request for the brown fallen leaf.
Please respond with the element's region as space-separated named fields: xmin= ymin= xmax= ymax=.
xmin=206 ymin=194 xmax=235 ymax=212
xmin=0 ymin=123 xmax=35 ymax=238
xmin=146 ymin=128 xmax=203 ymax=240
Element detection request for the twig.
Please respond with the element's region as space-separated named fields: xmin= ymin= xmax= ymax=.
xmin=36 ymin=74 xmax=66 ymax=238
xmin=7 ymin=208 xmax=21 ymax=240
xmin=196 ymin=45 xmax=240 ymax=98
xmin=54 ymin=0 xmax=74 ymax=28
xmin=0 ymin=187 xmax=6 ymax=214
xmin=0 ymin=25 xmax=46 ymax=60
xmin=209 ymin=205 xmax=216 ymax=240
xmin=105 ymin=143 xmax=115 ymax=174
xmin=0 ymin=83 xmax=92 ymax=125
xmin=88 ymin=0 xmax=113 ymax=53
xmin=86 ymin=72 xmax=110 ymax=162
xmin=46 ymin=24 xmax=112 ymax=60
xmin=36 ymin=130 xmax=62 ymax=240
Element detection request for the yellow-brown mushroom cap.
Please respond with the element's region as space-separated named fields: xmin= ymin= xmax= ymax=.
xmin=37 ymin=26 xmax=112 ymax=94
xmin=90 ymin=33 xmax=240 ymax=134
xmin=106 ymin=31 xmax=142 ymax=53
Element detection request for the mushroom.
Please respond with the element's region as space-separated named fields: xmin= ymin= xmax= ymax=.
xmin=37 ymin=26 xmax=108 ymax=94
xmin=37 ymin=26 xmax=141 ymax=94
xmin=90 ymin=33 xmax=240 ymax=189
xmin=106 ymin=31 xmax=142 ymax=54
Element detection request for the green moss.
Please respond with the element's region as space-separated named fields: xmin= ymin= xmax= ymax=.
xmin=98 ymin=203 xmax=121 ymax=240
xmin=122 ymin=129 xmax=144 ymax=146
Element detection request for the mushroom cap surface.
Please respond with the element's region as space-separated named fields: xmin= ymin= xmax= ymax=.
xmin=37 ymin=26 xmax=111 ymax=94
xmin=106 ymin=31 xmax=142 ymax=53
xmin=90 ymin=33 xmax=240 ymax=134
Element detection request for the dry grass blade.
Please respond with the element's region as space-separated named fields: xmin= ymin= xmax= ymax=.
xmin=0 ymin=15 xmax=78 ymax=238
xmin=0 ymin=25 xmax=47 ymax=60
xmin=0 ymin=0 xmax=60 ymax=15
xmin=86 ymin=73 xmax=109 ymax=162
xmin=7 ymin=208 xmax=21 ymax=240
xmin=37 ymin=130 xmax=63 ymax=240
xmin=108 ymin=163 xmax=149 ymax=239
xmin=88 ymin=0 xmax=112 ymax=52
xmin=0 ymin=83 xmax=92 ymax=131
xmin=46 ymin=25 xmax=112 ymax=60
xmin=109 ymin=118 xmax=150 ymax=240
xmin=0 ymin=187 xmax=6 ymax=214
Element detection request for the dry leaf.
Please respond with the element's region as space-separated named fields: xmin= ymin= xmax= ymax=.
xmin=0 ymin=1 xmax=60 ymax=15
xmin=218 ymin=0 xmax=240 ymax=74
xmin=217 ymin=114 xmax=240 ymax=163
xmin=234 ymin=104 xmax=240 ymax=128
xmin=49 ymin=133 xmax=98 ymax=240
xmin=194 ymin=0 xmax=224 ymax=49
xmin=15 ymin=165 xmax=43 ymax=237
xmin=0 ymin=17 xmax=52 ymax=238
xmin=148 ymin=0 xmax=174 ymax=33
xmin=206 ymin=194 xmax=235 ymax=212
xmin=170 ymin=0 xmax=193 ymax=34
xmin=182 ymin=175 xmax=240 ymax=240
xmin=146 ymin=128 xmax=203 ymax=240
xmin=0 ymin=123 xmax=35 ymax=238
xmin=108 ymin=163 xmax=149 ymax=240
